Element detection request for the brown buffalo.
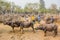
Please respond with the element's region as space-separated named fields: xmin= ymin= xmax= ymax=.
xmin=35 ymin=23 xmax=58 ymax=37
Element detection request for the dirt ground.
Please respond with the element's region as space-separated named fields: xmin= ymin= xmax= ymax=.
xmin=0 ymin=22 xmax=60 ymax=40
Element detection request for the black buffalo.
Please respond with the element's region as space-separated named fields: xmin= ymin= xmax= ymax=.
xmin=3 ymin=21 xmax=35 ymax=33
xmin=3 ymin=21 xmax=21 ymax=32
xmin=20 ymin=21 xmax=35 ymax=33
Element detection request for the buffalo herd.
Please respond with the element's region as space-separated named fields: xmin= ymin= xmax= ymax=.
xmin=0 ymin=13 xmax=59 ymax=37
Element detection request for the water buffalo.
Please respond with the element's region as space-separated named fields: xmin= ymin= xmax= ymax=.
xmin=3 ymin=21 xmax=21 ymax=32
xmin=35 ymin=23 xmax=58 ymax=37
xmin=3 ymin=20 xmax=35 ymax=33
xmin=20 ymin=21 xmax=35 ymax=34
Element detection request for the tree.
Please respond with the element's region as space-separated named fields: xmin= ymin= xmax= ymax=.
xmin=12 ymin=5 xmax=23 ymax=13
xmin=24 ymin=3 xmax=39 ymax=12
xmin=0 ymin=0 xmax=11 ymax=14
xmin=58 ymin=7 xmax=60 ymax=13
xmin=0 ymin=0 xmax=22 ymax=14
xmin=50 ymin=4 xmax=58 ymax=14
xmin=39 ymin=0 xmax=45 ymax=8
xmin=39 ymin=0 xmax=45 ymax=13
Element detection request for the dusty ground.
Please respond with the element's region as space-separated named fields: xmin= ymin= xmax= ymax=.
xmin=0 ymin=22 xmax=60 ymax=40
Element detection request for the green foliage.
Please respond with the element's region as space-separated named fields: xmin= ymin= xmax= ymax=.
xmin=0 ymin=0 xmax=23 ymax=13
xmin=58 ymin=7 xmax=60 ymax=13
xmin=49 ymin=4 xmax=58 ymax=14
xmin=0 ymin=0 xmax=59 ymax=14
xmin=0 ymin=0 xmax=11 ymax=13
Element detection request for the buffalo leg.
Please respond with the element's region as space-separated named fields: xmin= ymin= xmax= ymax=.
xmin=12 ymin=27 xmax=15 ymax=32
xmin=54 ymin=29 xmax=57 ymax=37
xmin=20 ymin=27 xmax=24 ymax=34
xmin=31 ymin=26 xmax=35 ymax=33
xmin=20 ymin=27 xmax=21 ymax=31
xmin=44 ymin=29 xmax=47 ymax=36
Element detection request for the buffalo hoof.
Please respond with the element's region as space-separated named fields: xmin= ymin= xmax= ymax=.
xmin=33 ymin=31 xmax=35 ymax=33
xmin=9 ymin=31 xmax=15 ymax=33
xmin=53 ymin=35 xmax=56 ymax=37
xmin=19 ymin=29 xmax=21 ymax=31
xmin=44 ymin=35 xmax=46 ymax=37
xmin=12 ymin=30 xmax=15 ymax=33
xmin=21 ymin=32 xmax=24 ymax=34
xmin=20 ymin=31 xmax=24 ymax=34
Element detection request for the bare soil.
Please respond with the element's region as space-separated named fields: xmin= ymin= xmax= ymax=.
xmin=0 ymin=22 xmax=60 ymax=40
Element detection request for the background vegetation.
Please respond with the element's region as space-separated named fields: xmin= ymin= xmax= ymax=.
xmin=0 ymin=0 xmax=60 ymax=14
